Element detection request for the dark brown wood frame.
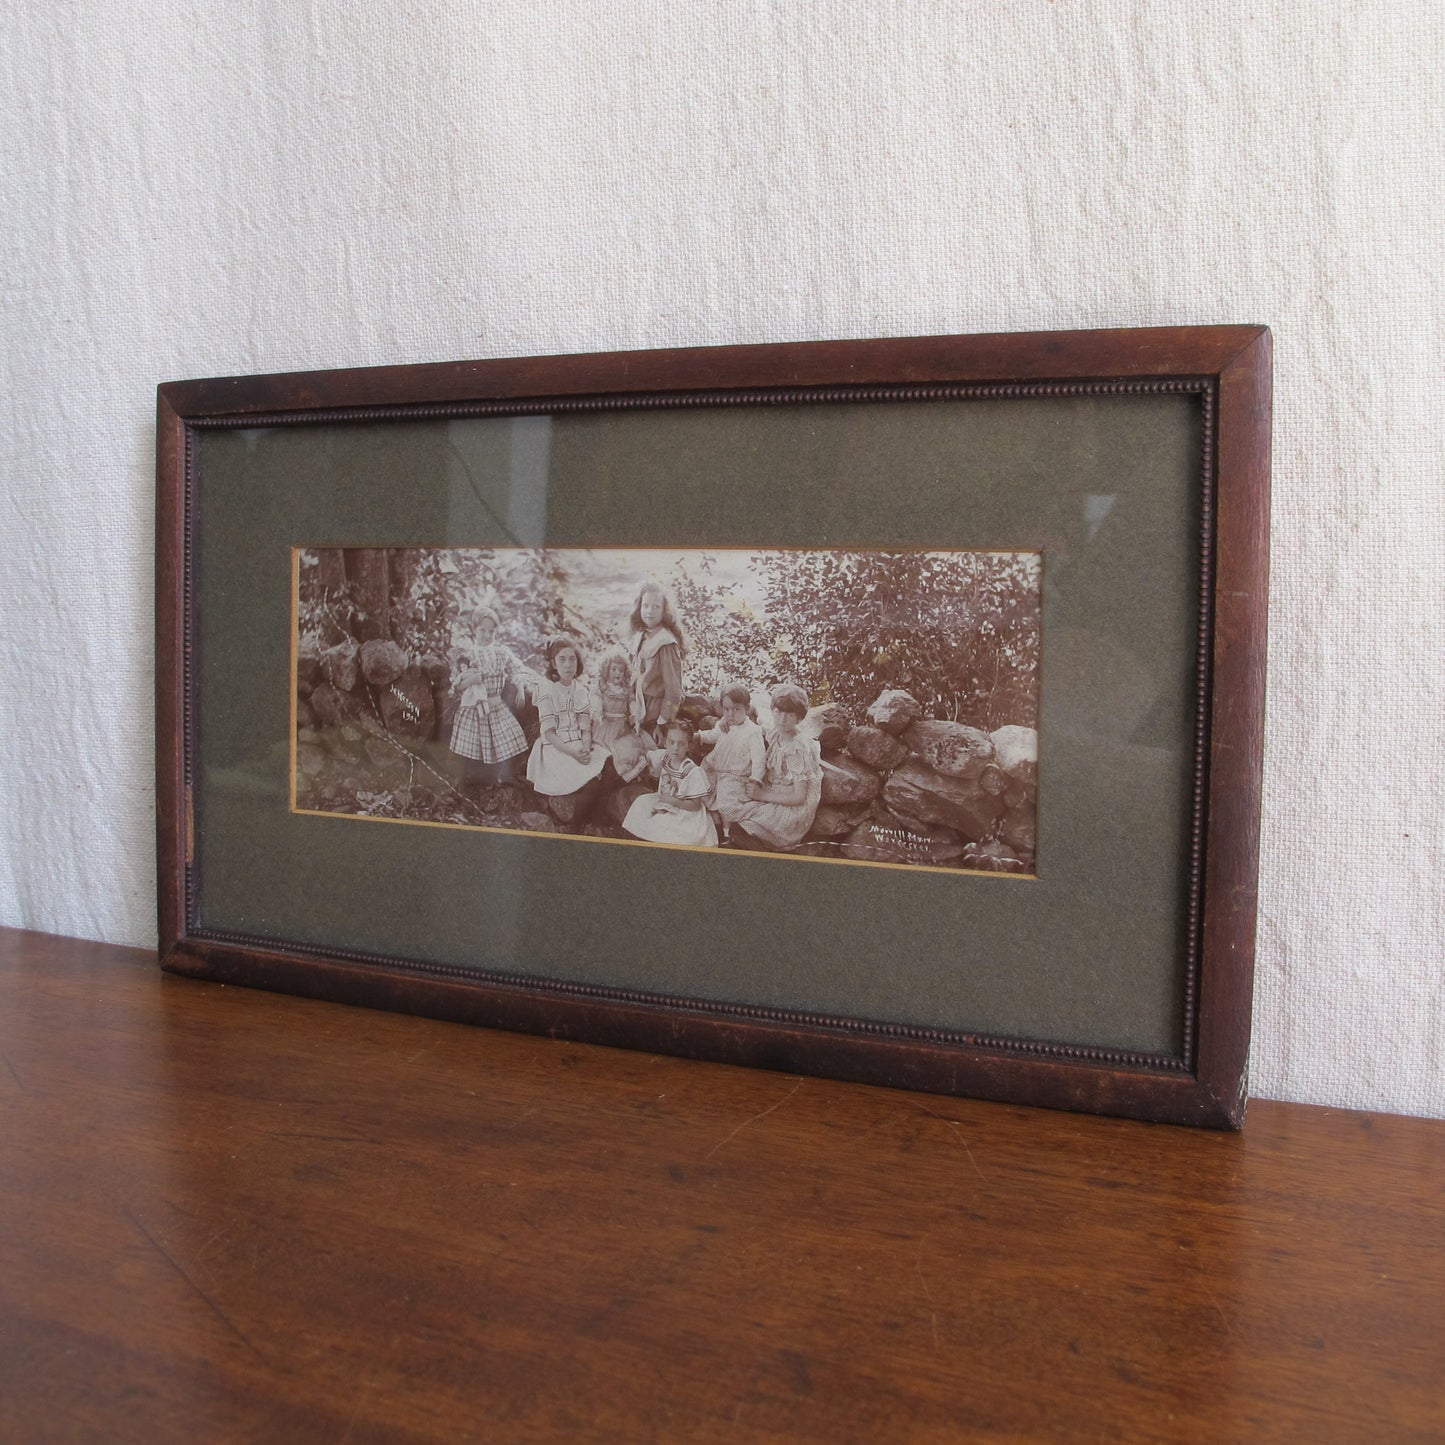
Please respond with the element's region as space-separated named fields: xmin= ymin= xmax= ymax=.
xmin=157 ymin=326 xmax=1271 ymax=1128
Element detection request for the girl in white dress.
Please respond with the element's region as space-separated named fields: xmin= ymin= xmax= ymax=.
xmin=697 ymin=682 xmax=767 ymax=838
xmin=622 ymin=720 xmax=718 ymax=848
xmin=730 ymin=684 xmax=823 ymax=852
xmin=525 ymin=637 xmax=610 ymax=799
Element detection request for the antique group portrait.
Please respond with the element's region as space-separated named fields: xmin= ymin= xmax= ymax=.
xmin=293 ymin=546 xmax=1041 ymax=876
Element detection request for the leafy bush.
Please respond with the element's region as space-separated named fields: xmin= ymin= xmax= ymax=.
xmin=671 ymin=551 xmax=1040 ymax=729
xmin=298 ymin=547 xmax=579 ymax=671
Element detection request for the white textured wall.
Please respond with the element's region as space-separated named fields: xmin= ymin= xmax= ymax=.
xmin=2 ymin=2 xmax=1440 ymax=1116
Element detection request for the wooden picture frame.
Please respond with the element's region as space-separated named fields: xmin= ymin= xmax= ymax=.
xmin=157 ymin=326 xmax=1271 ymax=1127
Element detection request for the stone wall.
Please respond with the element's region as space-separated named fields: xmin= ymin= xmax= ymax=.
xmin=677 ymin=688 xmax=1038 ymax=874
xmin=294 ymin=637 xmax=453 ymax=802
xmin=797 ymin=690 xmax=1036 ymax=874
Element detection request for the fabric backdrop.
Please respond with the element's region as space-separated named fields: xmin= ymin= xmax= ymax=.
xmin=2 ymin=0 xmax=1440 ymax=1116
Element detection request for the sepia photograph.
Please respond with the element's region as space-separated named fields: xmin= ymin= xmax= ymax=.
xmin=293 ymin=546 xmax=1041 ymax=875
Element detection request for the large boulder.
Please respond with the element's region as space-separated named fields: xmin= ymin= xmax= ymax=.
xmin=362 ymin=734 xmax=399 ymax=769
xmin=546 ymin=794 xmax=580 ymax=825
xmin=296 ymin=741 xmax=327 ymax=778
xmin=903 ymin=720 xmax=995 ymax=781
xmin=435 ymin=685 xmax=458 ymax=738
xmin=295 ymin=651 xmax=321 ymax=696
xmin=800 ymin=703 xmax=851 ymax=752
xmin=360 ymin=638 xmax=409 ymax=688
xmin=991 ymin=725 xmax=1038 ymax=785
xmin=845 ymin=724 xmax=909 ymax=774
xmin=866 ymin=689 xmax=922 ymax=736
xmin=841 ymin=812 xmax=968 ymax=866
xmin=607 ymin=781 xmax=652 ymax=827
xmin=295 ymin=695 xmax=316 ymax=731
xmin=999 ymin=803 xmax=1037 ymax=864
xmin=869 ymin=800 xmax=966 ymax=841
xmin=515 ymin=811 xmax=558 ymax=833
xmin=431 ymin=659 xmax=460 ymax=735
xmin=977 ymin=764 xmax=1011 ymax=799
xmin=883 ymin=758 xmax=1004 ymax=843
xmin=807 ymin=801 xmax=873 ymax=840
xmin=309 ymin=682 xmax=363 ymax=728
xmin=319 ymin=720 xmax=369 ymax=763
xmin=379 ymin=664 xmax=436 ymax=740
xmin=320 ymin=639 xmax=360 ymax=692
xmin=819 ymin=753 xmax=882 ymax=806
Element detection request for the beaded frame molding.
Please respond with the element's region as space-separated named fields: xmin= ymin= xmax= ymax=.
xmin=157 ymin=327 xmax=1271 ymax=1127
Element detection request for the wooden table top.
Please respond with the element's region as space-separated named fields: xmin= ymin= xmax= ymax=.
xmin=1 ymin=926 xmax=1441 ymax=1443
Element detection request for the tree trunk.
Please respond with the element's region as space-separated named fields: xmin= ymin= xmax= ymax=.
xmin=347 ymin=549 xmax=390 ymax=643
xmin=309 ymin=549 xmax=351 ymax=644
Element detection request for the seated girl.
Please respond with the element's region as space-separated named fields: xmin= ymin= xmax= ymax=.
xmin=525 ymin=637 xmax=610 ymax=819
xmin=697 ymin=682 xmax=766 ymax=839
xmin=621 ymin=719 xmax=718 ymax=848
xmin=729 ymin=683 xmax=823 ymax=852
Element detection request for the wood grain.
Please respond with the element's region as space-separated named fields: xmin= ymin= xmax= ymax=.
xmin=1195 ymin=327 xmax=1273 ymax=1119
xmin=2 ymin=928 xmax=1440 ymax=1443
xmin=157 ymin=325 xmax=1266 ymax=416
xmin=155 ymin=387 xmax=188 ymax=958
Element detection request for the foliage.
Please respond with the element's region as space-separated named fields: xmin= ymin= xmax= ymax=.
xmin=766 ymin=550 xmax=1039 ymax=728
xmin=297 ymin=547 xmax=583 ymax=673
xmin=671 ymin=550 xmax=1040 ymax=730
xmin=668 ymin=557 xmax=773 ymax=696
xmin=295 ymin=549 xmax=348 ymax=653
xmin=426 ymin=548 xmax=578 ymax=667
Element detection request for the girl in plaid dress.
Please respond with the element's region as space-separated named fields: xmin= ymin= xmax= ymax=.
xmin=449 ymin=606 xmax=530 ymax=796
